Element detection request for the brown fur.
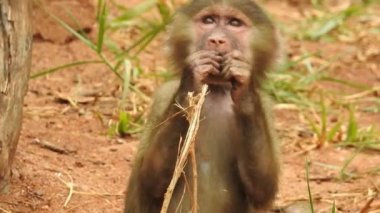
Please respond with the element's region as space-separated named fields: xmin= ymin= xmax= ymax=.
xmin=125 ymin=0 xmax=280 ymax=212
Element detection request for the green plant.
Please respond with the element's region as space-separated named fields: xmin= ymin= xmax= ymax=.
xmin=306 ymin=159 xmax=339 ymax=212
xmin=265 ymin=53 xmax=324 ymax=107
xmin=32 ymin=0 xmax=173 ymax=79
xmin=293 ymin=1 xmax=376 ymax=41
xmin=339 ymin=145 xmax=362 ymax=180
xmin=306 ymin=93 xmax=344 ymax=147
xmin=32 ymin=0 xmax=175 ymax=136
xmin=340 ymin=105 xmax=380 ymax=150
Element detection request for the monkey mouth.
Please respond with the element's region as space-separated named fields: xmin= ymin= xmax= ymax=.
xmin=204 ymin=76 xmax=233 ymax=88
xmin=209 ymin=48 xmax=229 ymax=55
xmin=216 ymin=49 xmax=229 ymax=55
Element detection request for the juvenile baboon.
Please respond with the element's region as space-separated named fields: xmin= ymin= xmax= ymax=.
xmin=125 ymin=0 xmax=281 ymax=212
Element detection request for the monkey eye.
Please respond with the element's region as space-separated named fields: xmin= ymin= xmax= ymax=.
xmin=201 ymin=16 xmax=216 ymax=25
xmin=229 ymin=18 xmax=244 ymax=27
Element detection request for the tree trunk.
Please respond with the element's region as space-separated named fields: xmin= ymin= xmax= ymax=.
xmin=0 ymin=0 xmax=32 ymax=194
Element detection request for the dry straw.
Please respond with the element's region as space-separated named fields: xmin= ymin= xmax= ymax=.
xmin=160 ymin=85 xmax=208 ymax=213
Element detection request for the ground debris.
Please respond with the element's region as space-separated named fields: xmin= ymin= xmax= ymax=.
xmin=31 ymin=138 xmax=75 ymax=155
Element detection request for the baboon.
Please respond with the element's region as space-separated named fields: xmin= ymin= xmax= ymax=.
xmin=125 ymin=0 xmax=281 ymax=212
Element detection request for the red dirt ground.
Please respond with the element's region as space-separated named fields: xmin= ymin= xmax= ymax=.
xmin=0 ymin=0 xmax=379 ymax=212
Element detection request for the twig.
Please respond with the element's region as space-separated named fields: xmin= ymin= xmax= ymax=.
xmin=153 ymin=106 xmax=192 ymax=129
xmin=56 ymin=172 xmax=123 ymax=208
xmin=343 ymin=86 xmax=380 ymax=100
xmin=359 ymin=197 xmax=375 ymax=213
xmin=174 ymin=177 xmax=187 ymax=213
xmin=32 ymin=139 xmax=71 ymax=155
xmin=190 ymin=144 xmax=198 ymax=213
xmin=0 ymin=207 xmax=11 ymax=213
xmin=57 ymin=173 xmax=75 ymax=207
xmin=160 ymin=85 xmax=208 ymax=213
xmin=370 ymin=178 xmax=380 ymax=192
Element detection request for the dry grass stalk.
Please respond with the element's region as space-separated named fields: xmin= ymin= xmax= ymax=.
xmin=56 ymin=172 xmax=123 ymax=208
xmin=0 ymin=207 xmax=11 ymax=213
xmin=190 ymin=144 xmax=198 ymax=213
xmin=160 ymin=85 xmax=208 ymax=213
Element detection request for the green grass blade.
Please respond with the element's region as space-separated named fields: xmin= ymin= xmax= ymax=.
xmin=117 ymin=111 xmax=130 ymax=136
xmin=320 ymin=93 xmax=327 ymax=143
xmin=345 ymin=106 xmax=358 ymax=142
xmin=306 ymin=116 xmax=321 ymax=138
xmin=113 ymin=0 xmax=156 ymax=22
xmin=331 ymin=200 xmax=336 ymax=213
xmin=157 ymin=2 xmax=172 ymax=23
xmin=306 ymin=159 xmax=315 ymax=213
xmin=117 ymin=22 xmax=166 ymax=60
xmin=134 ymin=25 xmax=165 ymax=56
xmin=31 ymin=60 xmax=103 ymax=79
xmin=48 ymin=12 xmax=97 ymax=51
xmin=327 ymin=121 xmax=342 ymax=142
xmin=96 ymin=0 xmax=107 ymax=53
xmin=321 ymin=77 xmax=370 ymax=90
xmin=131 ymin=24 xmax=164 ymax=53
xmin=308 ymin=16 xmax=343 ymax=40
xmin=339 ymin=146 xmax=362 ymax=180
xmin=306 ymin=5 xmax=363 ymax=40
xmin=278 ymin=53 xmax=314 ymax=72
xmin=62 ymin=8 xmax=91 ymax=40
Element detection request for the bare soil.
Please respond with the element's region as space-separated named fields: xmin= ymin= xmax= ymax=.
xmin=1 ymin=0 xmax=379 ymax=213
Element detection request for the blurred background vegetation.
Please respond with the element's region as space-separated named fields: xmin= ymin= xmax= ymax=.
xmin=32 ymin=0 xmax=380 ymax=151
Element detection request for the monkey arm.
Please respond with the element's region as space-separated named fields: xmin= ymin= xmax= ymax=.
xmin=139 ymin=117 xmax=188 ymax=198
xmin=137 ymin=80 xmax=190 ymax=199
xmin=235 ymin=89 xmax=279 ymax=209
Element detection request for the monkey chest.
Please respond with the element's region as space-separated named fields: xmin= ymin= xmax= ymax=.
xmin=175 ymin=96 xmax=247 ymax=212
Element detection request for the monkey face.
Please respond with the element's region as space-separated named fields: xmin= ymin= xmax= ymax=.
xmin=168 ymin=0 xmax=279 ymax=85
xmin=192 ymin=5 xmax=253 ymax=56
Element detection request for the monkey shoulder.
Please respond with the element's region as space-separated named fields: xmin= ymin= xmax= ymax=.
xmin=147 ymin=80 xmax=180 ymax=121
xmin=135 ymin=80 xmax=181 ymax=157
xmin=154 ymin=80 xmax=180 ymax=99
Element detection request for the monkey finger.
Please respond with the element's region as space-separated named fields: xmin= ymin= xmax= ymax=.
xmin=186 ymin=51 xmax=205 ymax=63
xmin=197 ymin=50 xmax=223 ymax=60
xmin=188 ymin=51 xmax=223 ymax=65
xmin=222 ymin=56 xmax=249 ymax=68
xmin=195 ymin=58 xmax=221 ymax=69
xmin=224 ymin=51 xmax=249 ymax=63
xmin=208 ymin=55 xmax=224 ymax=64
xmin=230 ymin=59 xmax=251 ymax=71
xmin=206 ymin=51 xmax=224 ymax=62
xmin=196 ymin=64 xmax=220 ymax=77
xmin=230 ymin=62 xmax=251 ymax=75
xmin=221 ymin=59 xmax=250 ymax=76
xmin=221 ymin=57 xmax=233 ymax=72
xmin=221 ymin=63 xmax=231 ymax=77
xmin=229 ymin=67 xmax=250 ymax=85
xmin=188 ymin=58 xmax=221 ymax=72
xmin=187 ymin=50 xmax=211 ymax=62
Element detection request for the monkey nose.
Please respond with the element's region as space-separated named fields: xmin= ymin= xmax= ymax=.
xmin=207 ymin=37 xmax=229 ymax=53
xmin=209 ymin=38 xmax=226 ymax=45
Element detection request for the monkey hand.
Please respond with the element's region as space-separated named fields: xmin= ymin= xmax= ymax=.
xmin=221 ymin=50 xmax=251 ymax=102
xmin=186 ymin=50 xmax=225 ymax=90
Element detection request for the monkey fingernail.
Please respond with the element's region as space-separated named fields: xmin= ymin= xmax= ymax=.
xmin=212 ymin=55 xmax=223 ymax=62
